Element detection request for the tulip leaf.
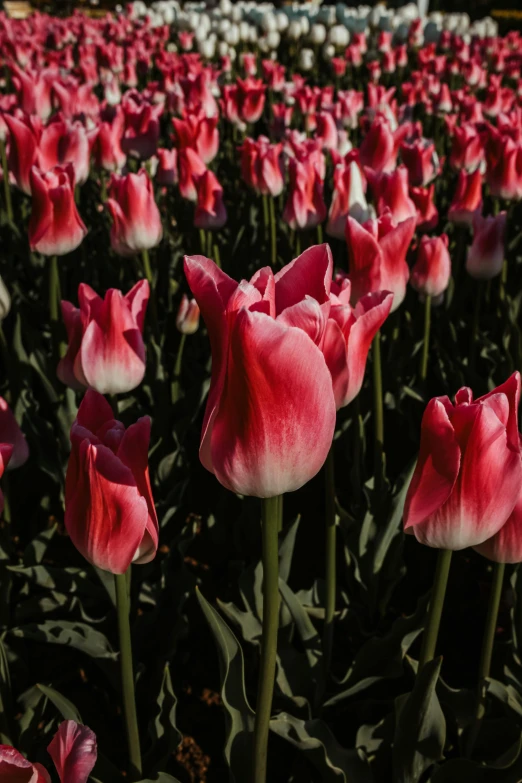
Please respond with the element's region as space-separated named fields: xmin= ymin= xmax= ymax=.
xmin=144 ymin=664 xmax=182 ymax=773
xmin=23 ymin=525 xmax=57 ymax=566
xmin=37 ymin=683 xmax=83 ymax=723
xmin=392 ymin=657 xmax=446 ymax=783
xmin=269 ymin=712 xmax=371 ymax=782
xmin=196 ymin=588 xmax=254 ymax=783
xmin=9 ymin=621 xmax=117 ymax=660
xmin=136 ymin=775 xmax=183 ymax=783
xmin=0 ymin=638 xmax=13 ymax=744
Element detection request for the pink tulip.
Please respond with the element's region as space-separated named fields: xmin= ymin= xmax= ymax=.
xmin=410 ymin=184 xmax=439 ymax=232
xmin=404 ymin=374 xmax=522 ymax=550
xmin=65 ymin=390 xmax=158 ymax=574
xmin=28 ymin=165 xmax=87 ymax=256
xmin=10 ymin=64 xmax=53 ymax=121
xmin=410 ymin=234 xmax=451 ymax=299
xmin=0 ymin=743 xmax=50 ymax=782
xmin=240 ymin=136 xmax=284 ymax=198
xmin=448 ymin=169 xmax=483 ymax=226
xmin=0 ymin=397 xmax=29 ymax=469
xmin=92 ymin=106 xmax=127 ymax=173
xmin=107 ymin=170 xmax=163 ymax=255
xmin=58 ymin=280 xmax=149 ymax=395
xmin=155 ymin=148 xmax=178 ymax=186
xmin=3 ymin=112 xmax=41 ymax=195
xmin=38 ymin=114 xmax=95 ymax=186
xmin=327 ymin=160 xmax=371 ymax=239
xmin=466 ymin=212 xmax=507 ymax=280
xmin=366 ymin=166 xmax=418 ymax=224
xmin=47 ymin=721 xmax=97 ymax=783
xmin=176 ymin=294 xmax=200 ymax=335
xmin=400 ymin=137 xmax=440 ymax=187
xmin=194 ymin=170 xmax=227 ymax=231
xmin=282 ymin=156 xmax=327 ymax=231
xmin=172 ymin=112 xmax=219 ymax=165
xmin=178 ymin=148 xmax=207 ymax=202
xmin=449 ymin=124 xmax=484 ymax=173
xmin=184 ymin=246 xmax=337 ymax=497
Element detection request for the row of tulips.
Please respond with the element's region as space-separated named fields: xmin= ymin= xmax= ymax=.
xmin=0 ymin=2 xmax=522 ymax=782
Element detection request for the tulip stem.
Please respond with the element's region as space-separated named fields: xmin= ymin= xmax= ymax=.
xmin=0 ymin=140 xmax=13 ymax=224
xmin=213 ymin=243 xmax=222 ymax=270
xmin=199 ymin=228 xmax=206 ymax=254
xmin=48 ymin=256 xmax=61 ymax=352
xmin=418 ymin=548 xmax=453 ymax=671
xmin=115 ymin=571 xmax=142 ymax=781
xmin=141 ymin=249 xmax=158 ymax=337
xmin=171 ymin=333 xmax=186 ymax=404
xmin=372 ymin=330 xmax=385 ymax=491
xmin=269 ymin=196 xmax=277 ymax=267
xmin=262 ymin=194 xmax=269 ymax=239
xmin=466 ymin=561 xmax=505 ymax=757
xmin=252 ymin=495 xmax=281 ymax=783
xmin=419 ymin=295 xmax=432 ymax=382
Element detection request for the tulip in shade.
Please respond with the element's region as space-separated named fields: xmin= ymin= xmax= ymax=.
xmin=366 ymin=166 xmax=418 ymax=224
xmin=346 ymin=211 xmax=416 ymax=312
xmin=359 ymin=116 xmax=401 ymax=174
xmin=240 ymin=137 xmax=284 ymax=198
xmin=410 ymin=235 xmax=451 ymax=299
xmin=28 ymin=165 xmax=87 ymax=256
xmin=58 ymin=280 xmax=149 ymax=395
xmin=466 ymin=212 xmax=507 ymax=280
xmin=176 ymin=294 xmax=200 ymax=335
xmin=65 ymin=390 xmax=158 ymax=574
xmin=282 ymin=157 xmax=327 ymax=231
xmin=3 ymin=112 xmax=41 ymax=195
xmin=184 ymin=246 xmax=337 ymax=497
xmin=0 ymin=397 xmax=29 ymax=469
xmin=326 ymin=160 xmax=371 ymax=239
xmin=404 ymin=373 xmax=522 ymax=550
xmin=0 ymin=743 xmax=50 ymax=782
xmin=400 ymin=137 xmax=440 ymax=187
xmin=486 ymin=133 xmax=522 ymax=201
xmin=448 ymin=169 xmax=483 ymax=226
xmin=47 ymin=721 xmax=97 ymax=783
xmin=410 ymin=184 xmax=439 ymax=232
xmin=107 ymin=170 xmax=163 ymax=255
xmin=92 ymin=107 xmax=127 ymax=173
xmin=0 ymin=444 xmax=13 ymax=515
xmin=155 ymin=148 xmax=178 ymax=186
xmin=38 ymin=114 xmax=95 ymax=186
xmin=449 ymin=124 xmax=484 ymax=173
xmin=194 ymin=170 xmax=227 ymax=230
xmin=323 ymin=275 xmax=393 ymax=408
xmin=178 ymin=148 xmax=207 ymax=202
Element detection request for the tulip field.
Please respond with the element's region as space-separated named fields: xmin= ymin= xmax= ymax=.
xmin=2 ymin=0 xmax=522 ymax=781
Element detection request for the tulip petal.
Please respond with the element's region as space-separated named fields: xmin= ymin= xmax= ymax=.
xmin=323 ymin=318 xmax=350 ymax=409
xmin=0 ymin=745 xmax=50 ymax=782
xmin=404 ymin=398 xmax=461 ymax=531
xmin=125 ymin=279 xmax=150 ymax=333
xmin=0 ymin=398 xmax=29 ymax=470
xmin=274 ymin=244 xmax=333 ymax=314
xmin=76 ymin=389 xmax=114 ymax=435
xmin=47 ymin=721 xmax=97 ymax=783
xmin=210 ymin=309 xmax=336 ymax=497
xmin=477 ymin=371 xmax=520 ymax=451
xmin=276 ymin=296 xmax=328 ymax=347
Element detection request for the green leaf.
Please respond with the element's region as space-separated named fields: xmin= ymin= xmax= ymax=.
xmin=145 ymin=664 xmax=182 ymax=773
xmin=392 ymin=657 xmax=446 ymax=783
xmin=197 ymin=588 xmax=254 ymax=783
xmin=37 ymin=683 xmax=82 ymax=723
xmin=0 ymin=637 xmax=13 ymax=744
xmin=10 ymin=621 xmax=117 ymax=659
xmin=270 ymin=712 xmax=371 ymax=783
xmin=23 ymin=525 xmax=57 ymax=566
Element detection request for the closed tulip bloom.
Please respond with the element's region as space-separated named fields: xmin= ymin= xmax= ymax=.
xmin=346 ymin=211 xmax=416 ymax=312
xmin=184 ymin=246 xmax=336 ymax=497
xmin=475 ymin=437 xmax=522 ymax=563
xmin=3 ymin=112 xmax=41 ymax=195
xmin=327 ymin=160 xmax=371 ymax=239
xmin=47 ymin=721 xmax=97 ymax=783
xmin=172 ymin=113 xmax=219 ymax=165
xmin=38 ymin=114 xmax=94 ymax=186
xmin=194 ymin=170 xmax=227 ymax=231
xmin=176 ymin=294 xmax=200 ymax=334
xmin=0 ymin=397 xmax=29 ymax=469
xmin=236 ymin=77 xmax=266 ymax=124
xmin=449 ymin=124 xmax=484 ymax=173
xmin=410 ymin=184 xmax=439 ymax=232
xmin=404 ymin=373 xmax=522 ymax=550
xmin=0 ymin=444 xmax=13 ymax=515
xmin=323 ymin=275 xmax=393 ymax=408
xmin=121 ymin=96 xmax=163 ymax=160
xmin=178 ymin=148 xmax=207 ymax=202
xmin=410 ymin=234 xmax=451 ymax=298
xmin=466 ymin=212 xmax=507 ymax=280
xmin=10 ymin=64 xmax=53 ymax=121
xmin=107 ymin=170 xmax=163 ymax=255
xmin=92 ymin=107 xmax=127 ymax=173
xmin=29 ymin=165 xmax=87 ymax=256
xmin=283 ymin=156 xmax=327 ymax=231
xmin=65 ymin=390 xmax=158 ymax=574
xmin=313 ymin=111 xmax=338 ymax=151
xmin=359 ymin=116 xmax=397 ymax=174
xmin=366 ymin=166 xmax=418 ymax=224
xmin=155 ymin=148 xmax=178 ymax=186
xmin=486 ymin=134 xmax=522 ymax=201
xmin=240 ymin=136 xmax=284 ymax=197
xmin=58 ymin=280 xmax=149 ymax=395
xmin=400 ymin=137 xmax=440 ymax=187
xmin=448 ymin=169 xmax=483 ymax=226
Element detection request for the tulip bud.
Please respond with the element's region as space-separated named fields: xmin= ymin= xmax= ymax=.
xmin=58 ymin=280 xmax=149 ymax=395
xmin=448 ymin=169 xmax=483 ymax=226
xmin=327 ymin=160 xmax=371 ymax=239
xmin=404 ymin=374 xmax=522 ymax=550
xmin=65 ymin=390 xmax=158 ymax=574
xmin=29 ymin=165 xmax=87 ymax=256
xmin=107 ymin=169 xmax=163 ymax=255
xmin=466 ymin=212 xmax=506 ymax=280
xmin=0 ymin=443 xmax=12 ymax=515
xmin=176 ymin=294 xmax=200 ymax=335
xmin=299 ymin=48 xmax=315 ymax=72
xmin=0 ymin=397 xmax=28 ymax=470
xmin=48 ymin=721 xmax=97 ymax=783
xmin=410 ymin=234 xmax=451 ymax=299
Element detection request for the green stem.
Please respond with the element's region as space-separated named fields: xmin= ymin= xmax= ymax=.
xmin=418 ymin=549 xmax=453 ymax=671
xmin=322 ymin=447 xmax=336 ymax=681
xmin=49 ymin=256 xmax=61 ymax=324
xmin=262 ymin=194 xmax=269 ymax=240
xmin=213 ymin=243 xmax=222 ymax=270
xmin=115 ymin=571 xmax=142 ymax=781
xmin=141 ymin=249 xmax=158 ymax=336
xmin=295 ymin=232 xmax=301 ymax=257
xmin=316 ymin=223 xmax=323 ymax=245
xmin=252 ymin=495 xmax=281 ymax=783
xmin=419 ymin=295 xmax=432 ymax=382
xmin=199 ymin=228 xmax=206 ymax=254
xmin=171 ymin=333 xmax=186 ymax=404
xmin=269 ymin=197 xmax=277 ymax=267
xmin=0 ymin=140 xmax=13 ymax=224
xmin=372 ymin=330 xmax=385 ymax=491
xmin=466 ymin=561 xmax=505 ymax=757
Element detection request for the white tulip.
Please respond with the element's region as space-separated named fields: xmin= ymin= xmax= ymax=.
xmin=310 ymin=23 xmax=326 ymax=45
xmin=299 ymin=47 xmax=314 ymax=71
xmin=266 ymin=30 xmax=280 ymax=49
xmin=287 ymin=19 xmax=302 ymax=40
xmin=220 ymin=0 xmax=232 ymax=15
xmin=261 ymin=11 xmax=277 ymax=32
xmin=328 ymin=25 xmax=349 ymax=47
xmin=275 ymin=11 xmax=288 ymax=31
xmin=225 ymin=24 xmax=240 ymax=45
xmin=217 ymin=40 xmax=229 ymax=56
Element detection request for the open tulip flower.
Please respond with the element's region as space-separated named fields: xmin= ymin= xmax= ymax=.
xmin=184 ymin=245 xmax=336 ymax=497
xmin=28 ymin=164 xmax=87 ymax=256
xmin=107 ymin=169 xmax=163 ymax=255
xmin=65 ymin=390 xmax=158 ymax=574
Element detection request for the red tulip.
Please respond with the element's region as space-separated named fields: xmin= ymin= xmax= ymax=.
xmin=0 ymin=397 xmax=29 ymax=469
xmin=240 ymin=136 xmax=284 ymax=197
xmin=486 ymin=133 xmax=522 ymax=201
xmin=400 ymin=137 xmax=440 ymax=187
xmin=58 ymin=280 xmax=149 ymax=394
xmin=241 ymin=52 xmax=257 ymax=77
xmin=3 ymin=112 xmax=41 ymax=195
xmin=410 ymin=234 xmax=451 ymax=299
xmin=184 ymin=246 xmax=336 ymax=497
xmin=10 ymin=64 xmax=53 ymax=121
xmin=237 ymin=77 xmax=266 ymax=125
xmin=0 ymin=444 xmax=13 ymax=515
xmin=466 ymin=212 xmax=507 ymax=280
xmin=323 ymin=275 xmax=393 ymax=408
xmin=346 ymin=211 xmax=416 ymax=312
xmin=47 ymin=721 xmax=97 ymax=783
xmin=262 ymin=60 xmax=285 ymax=91
xmin=282 ymin=156 xmax=327 ymax=231
xmin=155 ymin=148 xmax=178 ymax=186
xmin=172 ymin=112 xmax=219 ymax=165
xmin=121 ymin=93 xmax=162 ymax=160
xmin=404 ymin=374 xmax=522 ymax=550
xmin=448 ymin=169 xmax=483 ymax=226
xmin=92 ymin=107 xmax=127 ymax=173
xmin=107 ymin=170 xmax=163 ymax=255
xmin=0 ymin=743 xmax=50 ymax=782
xmin=194 ymin=170 xmax=227 ymax=231
xmin=313 ymin=111 xmax=338 ymax=151
xmin=410 ymin=184 xmax=439 ymax=232
xmin=38 ymin=114 xmax=95 ymax=186
xmin=359 ymin=116 xmax=400 ymax=174
xmin=28 ymin=165 xmax=87 ymax=256
xmin=65 ymin=390 xmax=158 ymax=574
xmin=326 ymin=159 xmax=371 ymax=239
xmin=366 ymin=166 xmax=418 ymax=224
xmin=178 ymin=148 xmax=207 ymax=202
xmin=176 ymin=294 xmax=200 ymax=334
xmin=449 ymin=124 xmax=484 ymax=173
